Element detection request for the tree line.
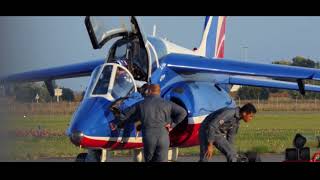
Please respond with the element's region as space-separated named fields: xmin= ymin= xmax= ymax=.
xmin=6 ymin=82 xmax=79 ymax=103
xmin=237 ymin=56 xmax=320 ymax=100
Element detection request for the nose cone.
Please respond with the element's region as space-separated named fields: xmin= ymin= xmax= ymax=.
xmin=67 ymin=97 xmax=114 ymax=146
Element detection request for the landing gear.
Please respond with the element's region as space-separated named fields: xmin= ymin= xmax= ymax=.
xmin=76 ymin=148 xmax=180 ymax=162
xmin=75 ymin=153 xmax=88 ymax=162
xmin=132 ymin=147 xmax=179 ymax=162
xmin=238 ymin=151 xmax=261 ymax=162
xmin=75 ymin=149 xmax=109 ymax=162
xmin=168 ymin=147 xmax=179 ymax=162
xmin=100 ymin=149 xmax=108 ymax=162
xmin=246 ymin=152 xmax=261 ymax=162
xmin=133 ymin=149 xmax=144 ymax=162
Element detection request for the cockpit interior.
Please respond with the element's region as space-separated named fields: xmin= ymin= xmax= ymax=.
xmin=107 ymin=36 xmax=148 ymax=83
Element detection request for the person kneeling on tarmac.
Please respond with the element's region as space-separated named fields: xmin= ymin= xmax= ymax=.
xmin=199 ymin=103 xmax=257 ymax=162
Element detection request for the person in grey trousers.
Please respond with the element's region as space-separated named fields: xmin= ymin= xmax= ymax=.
xmin=199 ymin=103 xmax=257 ymax=162
xmin=111 ymin=84 xmax=187 ymax=162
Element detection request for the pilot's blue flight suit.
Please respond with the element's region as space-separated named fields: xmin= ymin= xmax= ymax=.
xmin=199 ymin=107 xmax=241 ymax=162
xmin=118 ymin=95 xmax=187 ymax=162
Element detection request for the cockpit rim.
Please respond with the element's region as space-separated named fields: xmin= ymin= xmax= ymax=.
xmin=87 ymin=63 xmax=138 ymax=102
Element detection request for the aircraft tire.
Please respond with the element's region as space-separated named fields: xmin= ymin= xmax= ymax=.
xmin=245 ymin=151 xmax=261 ymax=162
xmin=75 ymin=153 xmax=88 ymax=162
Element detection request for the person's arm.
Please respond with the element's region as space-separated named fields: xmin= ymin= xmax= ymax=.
xmin=170 ymin=102 xmax=187 ymax=125
xmin=207 ymin=121 xmax=221 ymax=145
xmin=204 ymin=111 xmax=231 ymax=159
xmin=116 ymin=104 xmax=139 ymax=129
xmin=206 ymin=109 xmax=233 ymax=144
xmin=227 ymin=124 xmax=239 ymax=145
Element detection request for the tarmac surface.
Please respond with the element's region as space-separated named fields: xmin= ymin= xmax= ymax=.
xmin=31 ymin=154 xmax=285 ymax=162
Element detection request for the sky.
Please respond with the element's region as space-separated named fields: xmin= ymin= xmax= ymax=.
xmin=1 ymin=16 xmax=320 ymax=91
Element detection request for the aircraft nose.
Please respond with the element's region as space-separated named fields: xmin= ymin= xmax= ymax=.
xmin=69 ymin=131 xmax=84 ymax=146
xmin=67 ymin=97 xmax=114 ymax=146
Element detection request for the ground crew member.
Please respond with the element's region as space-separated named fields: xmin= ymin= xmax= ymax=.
xmin=111 ymin=84 xmax=187 ymax=162
xmin=199 ymin=103 xmax=257 ymax=162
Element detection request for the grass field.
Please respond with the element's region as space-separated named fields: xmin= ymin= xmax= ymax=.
xmin=8 ymin=112 xmax=320 ymax=160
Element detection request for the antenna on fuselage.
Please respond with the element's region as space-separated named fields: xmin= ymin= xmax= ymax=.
xmin=153 ymin=24 xmax=157 ymax=37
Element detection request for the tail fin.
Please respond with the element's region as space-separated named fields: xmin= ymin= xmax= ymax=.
xmin=196 ymin=16 xmax=226 ymax=59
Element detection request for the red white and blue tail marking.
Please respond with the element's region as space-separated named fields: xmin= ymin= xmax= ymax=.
xmin=196 ymin=16 xmax=226 ymax=59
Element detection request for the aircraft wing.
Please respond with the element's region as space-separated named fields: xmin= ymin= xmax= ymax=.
xmin=1 ymin=59 xmax=104 ymax=83
xmin=160 ymin=53 xmax=320 ymax=94
xmin=227 ymin=76 xmax=320 ymax=92
xmin=162 ymin=53 xmax=320 ymax=81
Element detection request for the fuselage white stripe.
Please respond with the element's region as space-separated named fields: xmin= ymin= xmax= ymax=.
xmin=188 ymin=115 xmax=208 ymax=124
xmin=84 ymin=135 xmax=143 ymax=143
xmin=83 ymin=115 xmax=208 ymax=143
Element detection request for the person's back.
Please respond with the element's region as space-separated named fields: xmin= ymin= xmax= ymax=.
xmin=138 ymin=95 xmax=177 ymax=130
xmin=201 ymin=107 xmax=230 ymax=127
xmin=116 ymin=84 xmax=187 ymax=162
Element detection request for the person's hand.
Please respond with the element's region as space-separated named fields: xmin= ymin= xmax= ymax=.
xmin=109 ymin=122 xmax=117 ymax=131
xmin=165 ymin=124 xmax=173 ymax=132
xmin=204 ymin=143 xmax=214 ymax=160
xmin=110 ymin=107 xmax=121 ymax=117
xmin=136 ymin=130 xmax=140 ymax=137
xmin=136 ymin=124 xmax=142 ymax=131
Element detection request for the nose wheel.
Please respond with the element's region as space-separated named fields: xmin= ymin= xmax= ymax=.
xmin=75 ymin=148 xmax=180 ymax=162
xmin=75 ymin=153 xmax=88 ymax=162
xmin=75 ymin=149 xmax=106 ymax=162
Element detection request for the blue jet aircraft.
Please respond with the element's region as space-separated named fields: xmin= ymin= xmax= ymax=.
xmin=2 ymin=16 xmax=320 ymax=162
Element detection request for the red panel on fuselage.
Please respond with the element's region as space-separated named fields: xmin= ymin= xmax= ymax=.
xmin=79 ymin=124 xmax=201 ymax=150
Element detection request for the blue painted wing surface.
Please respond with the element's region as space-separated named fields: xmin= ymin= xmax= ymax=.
xmin=228 ymin=76 xmax=320 ymax=92
xmin=1 ymin=59 xmax=104 ymax=83
xmin=158 ymin=53 xmax=320 ymax=92
xmin=162 ymin=53 xmax=320 ymax=81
